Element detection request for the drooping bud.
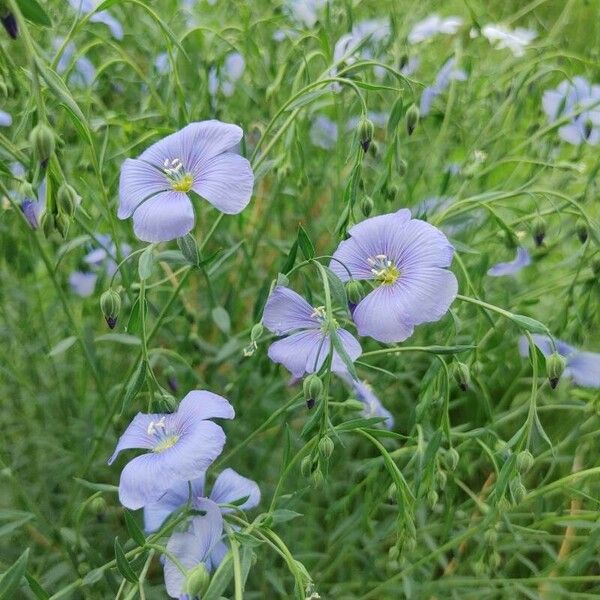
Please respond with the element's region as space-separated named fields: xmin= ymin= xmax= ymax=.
xmin=516 ymin=450 xmax=534 ymax=474
xmin=446 ymin=448 xmax=459 ymax=471
xmin=510 ymin=478 xmax=526 ymax=504
xmin=29 ymin=122 xmax=55 ymax=167
xmin=185 ymin=563 xmax=210 ymax=598
xmin=177 ymin=233 xmax=200 ymax=267
xmin=0 ymin=11 xmax=17 ymax=39
xmin=303 ymin=374 xmax=322 ymax=409
xmin=57 ymin=183 xmax=77 ymax=217
xmin=453 ymin=362 xmax=471 ymax=391
xmin=251 ymin=323 xmax=264 ymax=342
xmin=546 ymin=351 xmax=565 ymax=389
xmin=576 ymin=220 xmax=588 ymax=244
xmin=40 ymin=212 xmax=55 ymax=238
xmin=55 ymin=212 xmax=70 ymax=239
xmin=483 ymin=528 xmax=498 ymax=546
xmin=532 ymin=218 xmax=545 ymax=247
xmin=100 ymin=288 xmax=121 ymax=329
xmin=300 ymin=455 xmax=313 ymax=477
xmin=345 ymin=279 xmax=363 ymax=305
xmin=358 ymin=116 xmax=374 ymax=152
xmin=318 ymin=436 xmax=334 ymax=459
xmin=405 ymin=104 xmax=419 ymax=136
xmin=435 ymin=469 xmax=447 ymax=489
xmin=165 ymin=366 xmax=178 ymax=393
xmin=360 ymin=195 xmax=374 ymax=217
xmin=427 ymin=490 xmax=438 ymax=508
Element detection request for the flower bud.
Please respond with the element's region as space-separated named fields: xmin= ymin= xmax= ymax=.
xmin=303 ymin=374 xmax=322 ymax=408
xmin=453 ymin=362 xmax=471 ymax=391
xmin=29 ymin=123 xmax=55 ymax=167
xmin=90 ymin=496 xmax=107 ymax=515
xmin=576 ymin=221 xmax=588 ymax=244
xmin=55 ymin=212 xmax=70 ymax=239
xmin=397 ymin=159 xmax=407 ymax=177
xmin=300 ymin=455 xmax=313 ymax=477
xmin=483 ymin=528 xmax=497 ymax=546
xmin=57 ymin=183 xmax=77 ymax=217
xmin=532 ymin=218 xmax=545 ymax=247
xmin=435 ymin=469 xmax=447 ymax=490
xmin=185 ymin=563 xmax=210 ymax=597
xmin=360 ymin=195 xmax=374 ymax=217
xmin=388 ymin=545 xmax=399 ymax=561
xmin=100 ymin=288 xmax=121 ymax=329
xmin=165 ymin=366 xmax=178 ymax=393
xmin=510 ymin=478 xmax=526 ymax=504
xmin=40 ymin=212 xmax=55 ymax=238
xmin=177 ymin=233 xmax=200 ymax=267
xmin=546 ymin=351 xmax=565 ymax=389
xmin=427 ymin=489 xmax=438 ymax=508
xmin=20 ymin=199 xmax=39 ymax=229
xmin=584 ymin=119 xmax=593 ymax=140
xmin=345 ymin=279 xmax=363 ymax=305
xmin=516 ymin=450 xmax=534 ymax=474
xmin=311 ymin=467 xmax=324 ymax=487
xmin=369 ymin=140 xmax=379 ymax=157
xmin=0 ymin=11 xmax=17 ymax=39
xmin=405 ymin=104 xmax=419 ymax=136
xmin=358 ymin=116 xmax=374 ymax=152
xmin=318 ymin=436 xmax=334 ymax=459
xmin=446 ymin=448 xmax=459 ymax=471
xmin=250 ymin=323 xmax=263 ymax=342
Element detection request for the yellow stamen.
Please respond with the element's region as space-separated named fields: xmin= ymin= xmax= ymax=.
xmin=171 ymin=173 xmax=193 ymax=192
xmin=153 ymin=435 xmax=180 ymax=452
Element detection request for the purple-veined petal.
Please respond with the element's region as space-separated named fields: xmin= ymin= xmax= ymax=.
xmin=192 ymin=152 xmax=254 ymax=214
xmin=267 ymin=329 xmax=330 ymax=378
xmin=163 ymin=499 xmax=223 ymax=597
xmin=568 ymin=351 xmax=600 ymax=388
xmin=176 ymin=390 xmax=235 ymax=423
xmin=131 ymin=191 xmax=195 ymax=243
xmin=117 ymin=420 xmax=225 ymax=509
xmin=118 ymin=158 xmax=170 ymax=219
xmin=69 ymin=271 xmax=97 ymax=297
xmin=209 ymin=468 xmax=260 ymax=511
xmin=108 ymin=413 xmax=161 ymax=465
xmin=262 ymin=286 xmax=320 ymax=334
xmin=330 ymin=328 xmax=362 ymax=373
xmin=487 ymin=247 xmax=531 ymax=276
xmin=143 ymin=476 xmax=205 ymax=533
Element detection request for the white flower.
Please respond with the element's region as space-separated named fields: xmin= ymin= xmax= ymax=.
xmin=408 ymin=14 xmax=463 ymax=44
xmin=481 ymin=24 xmax=536 ymax=57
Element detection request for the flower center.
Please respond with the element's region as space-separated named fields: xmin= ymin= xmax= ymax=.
xmin=367 ymin=254 xmax=400 ymax=285
xmin=163 ymin=158 xmax=193 ymax=192
xmin=147 ymin=417 xmax=180 ymax=453
xmin=311 ymin=306 xmax=338 ymax=331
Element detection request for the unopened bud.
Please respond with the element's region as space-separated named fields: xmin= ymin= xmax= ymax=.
xmin=405 ymin=104 xmax=419 ymax=136
xmin=311 ymin=468 xmax=324 ymax=487
xmin=55 ymin=212 xmax=69 ymax=239
xmin=584 ymin=119 xmax=593 ymax=140
xmin=358 ymin=116 xmax=374 ymax=152
xmin=345 ymin=279 xmax=363 ymax=305
xmin=300 ymin=455 xmax=313 ymax=477
xmin=90 ymin=496 xmax=107 ymax=515
xmin=29 ymin=123 xmax=55 ymax=167
xmin=177 ymin=233 xmax=200 ymax=267
xmin=100 ymin=288 xmax=121 ymax=329
xmin=0 ymin=11 xmax=17 ymax=39
xmin=40 ymin=212 xmax=55 ymax=238
xmin=516 ymin=450 xmax=534 ymax=474
xmin=427 ymin=489 xmax=438 ymax=508
xmin=446 ymin=448 xmax=459 ymax=471
xmin=303 ymin=374 xmax=322 ymax=408
xmin=483 ymin=528 xmax=497 ymax=546
xmin=453 ymin=362 xmax=471 ymax=391
xmin=576 ymin=221 xmax=588 ymax=244
xmin=250 ymin=323 xmax=264 ymax=342
xmin=57 ymin=183 xmax=77 ymax=217
xmin=20 ymin=199 xmax=39 ymax=229
xmin=435 ymin=469 xmax=447 ymax=489
xmin=510 ymin=478 xmax=526 ymax=504
xmin=397 ymin=158 xmax=407 ymax=177
xmin=532 ymin=218 xmax=545 ymax=247
xmin=318 ymin=436 xmax=334 ymax=459
xmin=360 ymin=195 xmax=374 ymax=217
xmin=185 ymin=563 xmax=210 ymax=597
xmin=546 ymin=351 xmax=565 ymax=389
xmin=165 ymin=366 xmax=178 ymax=393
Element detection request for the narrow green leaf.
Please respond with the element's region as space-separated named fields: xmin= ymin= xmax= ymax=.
xmin=124 ymin=511 xmax=146 ymax=548
xmin=0 ymin=548 xmax=29 ymax=599
xmin=24 ymin=573 xmax=49 ymax=600
xmin=121 ymin=361 xmax=146 ymax=413
xmin=211 ymin=306 xmax=231 ymax=335
xmin=280 ymin=239 xmax=298 ymax=274
xmin=138 ymin=246 xmax=154 ymax=280
xmin=48 ymin=336 xmax=77 ymax=357
xmin=297 ymin=225 xmax=315 ymax=260
xmin=114 ymin=537 xmax=138 ymax=583
xmin=95 ymin=333 xmax=141 ymax=346
xmin=16 ymin=0 xmax=51 ymax=26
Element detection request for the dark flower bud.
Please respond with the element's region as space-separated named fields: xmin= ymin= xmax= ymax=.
xmin=185 ymin=563 xmax=210 ymax=597
xmin=584 ymin=119 xmax=593 ymax=140
xmin=57 ymin=183 xmax=77 ymax=217
xmin=345 ymin=279 xmax=363 ymax=305
xmin=250 ymin=323 xmax=263 ymax=342
xmin=516 ymin=450 xmax=534 ymax=474
xmin=358 ymin=116 xmax=374 ymax=152
xmin=1 ymin=11 xmax=17 ymax=39
xmin=303 ymin=374 xmax=322 ymax=408
xmin=453 ymin=361 xmax=471 ymax=391
xmin=546 ymin=351 xmax=565 ymax=389
xmin=532 ymin=217 xmax=545 ymax=247
xmin=177 ymin=233 xmax=200 ymax=267
xmin=360 ymin=195 xmax=374 ymax=217
xmin=55 ymin=213 xmax=69 ymax=238
xmin=446 ymin=448 xmax=459 ymax=471
xmin=40 ymin=212 xmax=55 ymax=238
xmin=29 ymin=123 xmax=55 ymax=167
xmin=100 ymin=288 xmax=121 ymax=329
xmin=398 ymin=54 xmax=408 ymax=71
xmin=405 ymin=104 xmax=419 ymax=136
xmin=318 ymin=436 xmax=334 ymax=459
xmin=576 ymin=221 xmax=588 ymax=244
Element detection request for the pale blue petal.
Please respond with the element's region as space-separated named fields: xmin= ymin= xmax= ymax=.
xmin=210 ymin=468 xmax=260 ymax=511
xmin=487 ymin=247 xmax=531 ymax=276
xmin=262 ymin=286 xmax=320 ymax=335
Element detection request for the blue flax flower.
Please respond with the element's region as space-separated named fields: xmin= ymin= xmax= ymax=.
xmin=108 ymin=390 xmax=234 ymax=509
xmin=118 ymin=120 xmax=254 ymax=242
xmin=487 ymin=247 xmax=531 ymax=277
xmin=420 ymin=58 xmax=467 ymax=116
xmin=262 ymin=286 xmax=362 ymax=378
